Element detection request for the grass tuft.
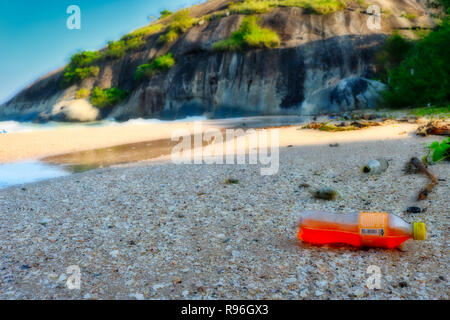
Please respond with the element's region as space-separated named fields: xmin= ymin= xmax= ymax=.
xmin=225 ymin=178 xmax=239 ymax=184
xmin=135 ymin=53 xmax=176 ymax=80
xmin=158 ymin=9 xmax=197 ymax=44
xmin=409 ymin=105 xmax=450 ymax=118
xmin=213 ymin=16 xmax=280 ymax=51
xmin=228 ymin=0 xmax=348 ymax=15
xmin=401 ymin=12 xmax=418 ymax=21
xmin=229 ymin=0 xmax=272 ymax=14
xmin=121 ymin=23 xmax=164 ymax=41
xmin=62 ymin=66 xmax=99 ymax=87
xmin=90 ymin=87 xmax=129 ymax=109
xmin=75 ymin=88 xmax=91 ymax=99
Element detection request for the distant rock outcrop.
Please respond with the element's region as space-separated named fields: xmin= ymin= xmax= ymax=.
xmin=0 ymin=0 xmax=436 ymax=121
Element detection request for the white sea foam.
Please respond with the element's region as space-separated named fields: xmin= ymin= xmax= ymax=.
xmin=0 ymin=121 xmax=55 ymax=133
xmin=0 ymin=116 xmax=209 ymax=134
xmin=0 ymin=161 xmax=69 ymax=189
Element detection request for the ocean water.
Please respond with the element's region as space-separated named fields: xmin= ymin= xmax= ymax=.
xmin=0 ymin=161 xmax=70 ymax=189
xmin=0 ymin=116 xmax=209 ymax=134
xmin=0 ymin=116 xmax=209 ymax=188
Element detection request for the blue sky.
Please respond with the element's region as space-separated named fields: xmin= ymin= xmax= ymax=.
xmin=0 ymin=0 xmax=204 ymax=104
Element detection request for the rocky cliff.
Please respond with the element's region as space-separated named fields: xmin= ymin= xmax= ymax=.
xmin=0 ymin=0 xmax=437 ymax=121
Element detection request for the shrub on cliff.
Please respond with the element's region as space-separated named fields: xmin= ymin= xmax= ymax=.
xmin=121 ymin=23 xmax=164 ymax=41
xmin=381 ymin=18 xmax=450 ymax=108
xmin=75 ymin=88 xmax=91 ymax=99
xmin=103 ymin=41 xmax=128 ymax=59
xmin=229 ymin=0 xmax=272 ymax=14
xmin=439 ymin=0 xmax=450 ymax=12
xmin=158 ymin=9 xmax=196 ymax=44
xmin=135 ymin=53 xmax=176 ymax=80
xmin=277 ymin=0 xmax=347 ymax=14
xmin=63 ymin=24 xmax=163 ymax=85
xmin=160 ymin=10 xmax=173 ymax=19
xmin=68 ymin=51 xmax=102 ymax=69
xmin=213 ymin=16 xmax=280 ymax=51
xmin=228 ymin=0 xmax=347 ymax=15
xmin=90 ymin=87 xmax=129 ymax=108
xmin=375 ymin=32 xmax=413 ymax=83
xmin=62 ymin=66 xmax=100 ymax=87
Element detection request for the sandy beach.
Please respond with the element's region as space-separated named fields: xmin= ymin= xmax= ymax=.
xmin=0 ymin=117 xmax=448 ymax=299
xmin=0 ymin=116 xmax=423 ymax=163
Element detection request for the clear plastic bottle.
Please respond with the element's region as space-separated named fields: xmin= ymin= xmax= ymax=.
xmin=298 ymin=211 xmax=426 ymax=248
xmin=362 ymin=158 xmax=389 ymax=174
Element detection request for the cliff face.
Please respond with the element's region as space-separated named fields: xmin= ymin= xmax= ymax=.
xmin=0 ymin=0 xmax=436 ymax=121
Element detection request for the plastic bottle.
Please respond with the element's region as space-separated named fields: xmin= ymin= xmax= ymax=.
xmin=297 ymin=211 xmax=426 ymax=249
xmin=362 ymin=158 xmax=389 ymax=174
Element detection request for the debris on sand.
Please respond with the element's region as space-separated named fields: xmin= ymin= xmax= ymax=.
xmin=406 ymin=206 xmax=422 ymax=214
xmin=303 ymin=120 xmax=382 ymax=132
xmin=416 ymin=120 xmax=450 ymax=137
xmin=362 ymin=158 xmax=389 ymax=174
xmin=406 ymin=157 xmax=438 ymax=201
xmin=312 ymin=187 xmax=339 ymax=200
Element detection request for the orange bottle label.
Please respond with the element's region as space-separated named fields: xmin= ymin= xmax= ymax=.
xmin=359 ymin=212 xmax=388 ymax=238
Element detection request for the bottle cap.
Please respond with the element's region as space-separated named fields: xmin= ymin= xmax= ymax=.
xmin=413 ymin=222 xmax=426 ymax=240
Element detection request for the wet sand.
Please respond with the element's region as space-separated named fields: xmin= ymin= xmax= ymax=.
xmin=0 ymin=116 xmax=305 ymax=163
xmin=1 ymin=116 xmax=421 ymax=166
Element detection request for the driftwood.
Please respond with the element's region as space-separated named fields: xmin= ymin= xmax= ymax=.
xmin=408 ymin=157 xmax=438 ymax=201
xmin=303 ymin=120 xmax=382 ymax=132
xmin=416 ymin=121 xmax=450 ymax=137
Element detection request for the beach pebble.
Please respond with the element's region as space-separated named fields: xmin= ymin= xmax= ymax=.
xmin=313 ymin=187 xmax=339 ymax=200
xmin=39 ymin=218 xmax=52 ymax=225
xmin=132 ymin=293 xmax=144 ymax=300
xmin=152 ymin=284 xmax=166 ymax=291
xmin=109 ymin=250 xmax=119 ymax=258
xmin=406 ymin=207 xmax=422 ymax=214
xmin=58 ymin=274 xmax=67 ymax=282
xmin=315 ymin=290 xmax=324 ymax=297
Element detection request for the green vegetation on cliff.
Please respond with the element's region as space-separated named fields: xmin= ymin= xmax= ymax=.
xmin=61 ymin=23 xmax=164 ymax=86
xmin=158 ymin=9 xmax=197 ymax=44
xmin=229 ymin=0 xmax=348 ymax=15
xmin=229 ymin=0 xmax=272 ymax=14
xmin=121 ymin=23 xmax=164 ymax=41
xmin=135 ymin=53 xmax=176 ymax=80
xmin=61 ymin=51 xmax=102 ymax=86
xmin=378 ymin=0 xmax=450 ymax=109
xmin=160 ymin=10 xmax=173 ymax=19
xmin=62 ymin=66 xmax=100 ymax=87
xmin=401 ymin=12 xmax=418 ymax=21
xmin=375 ymin=32 xmax=413 ymax=83
xmin=90 ymin=87 xmax=129 ymax=108
xmin=75 ymin=88 xmax=91 ymax=99
xmin=61 ymin=0 xmax=352 ymax=87
xmin=381 ymin=18 xmax=450 ymax=108
xmin=213 ymin=16 xmax=280 ymax=51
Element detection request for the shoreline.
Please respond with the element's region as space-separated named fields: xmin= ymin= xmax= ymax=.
xmin=0 ymin=115 xmax=426 ymax=164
